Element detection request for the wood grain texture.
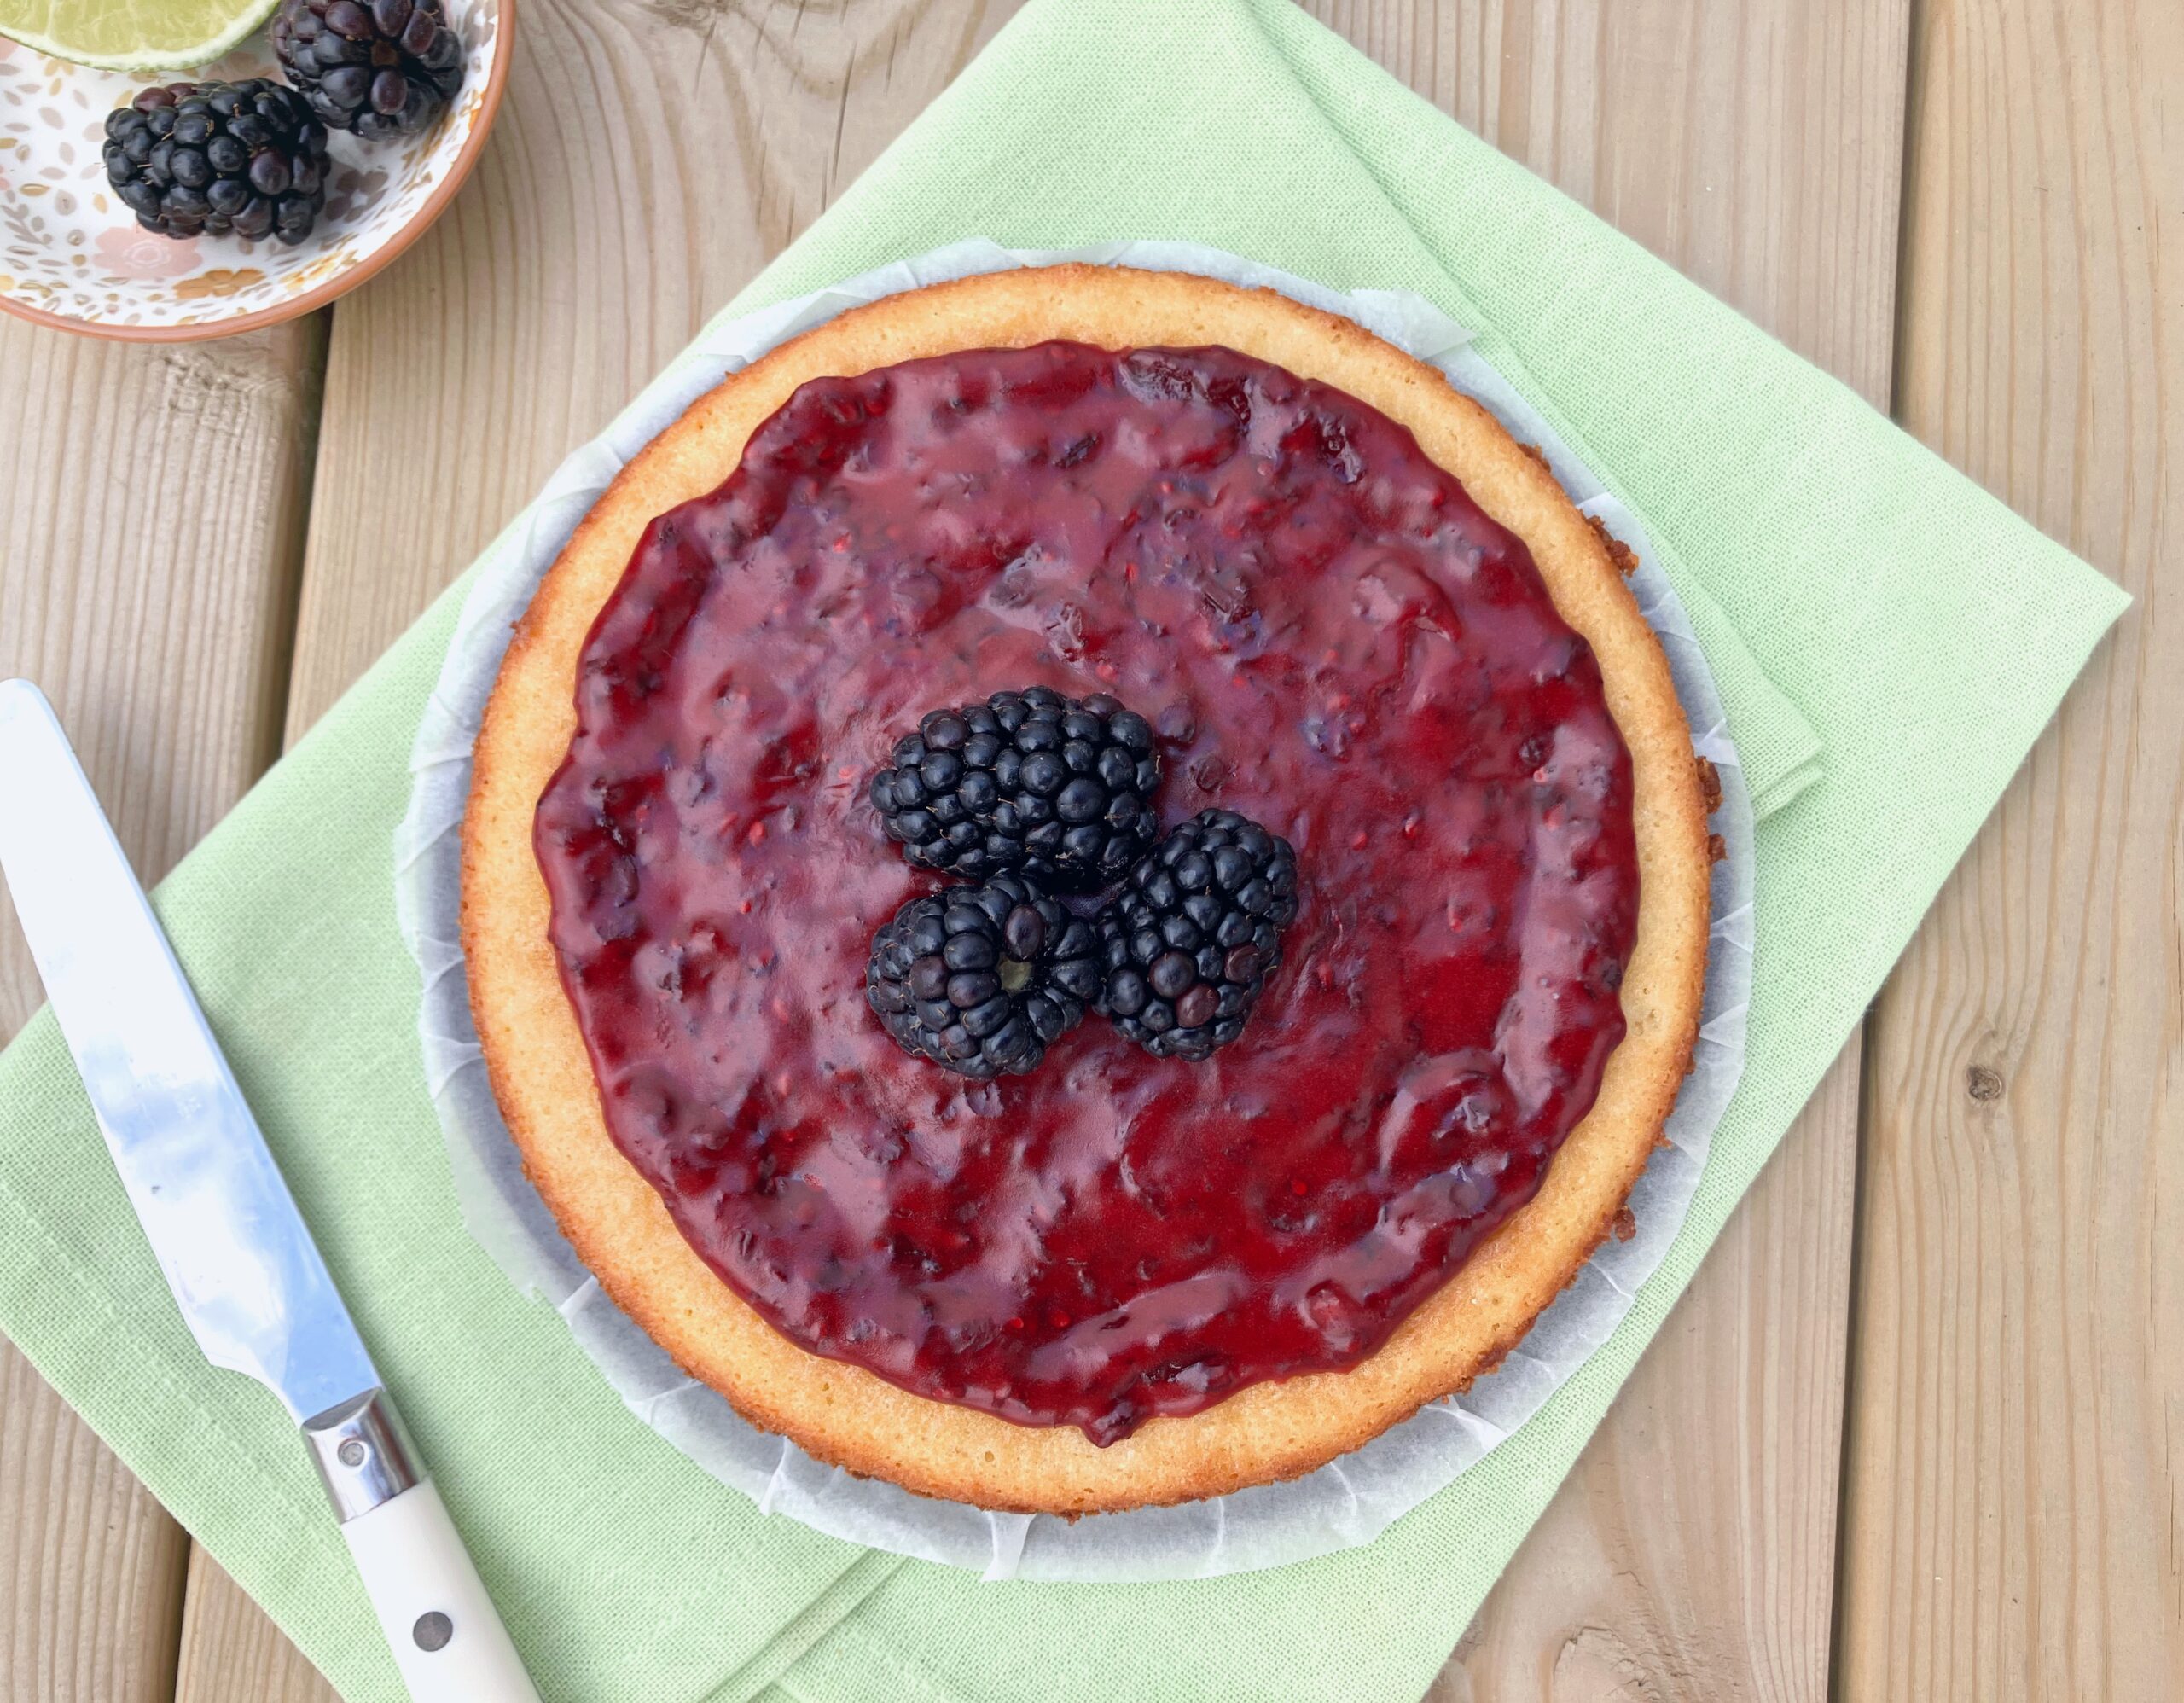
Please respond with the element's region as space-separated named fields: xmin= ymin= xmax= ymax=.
xmin=1289 ymin=2 xmax=1908 ymax=1696
xmin=0 ymin=323 xmax=322 ymax=1038
xmin=1301 ymin=0 xmax=1908 ymax=398
xmin=0 ymin=1346 xmax=187 ymax=1703
xmin=178 ymin=3 xmax=1030 ymax=1694
xmin=1836 ymin=0 xmax=2184 ymax=1697
xmin=0 ymin=316 xmax=323 ymax=1701
xmin=171 ymin=1551 xmax=335 ymax=1703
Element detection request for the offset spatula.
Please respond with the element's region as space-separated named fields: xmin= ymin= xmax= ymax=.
xmin=0 ymin=679 xmax=538 ymax=1703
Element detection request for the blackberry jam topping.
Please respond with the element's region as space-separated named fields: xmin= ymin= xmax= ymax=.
xmin=537 ymin=340 xmax=1640 ymax=1444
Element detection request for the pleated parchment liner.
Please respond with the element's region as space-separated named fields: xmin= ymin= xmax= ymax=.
xmin=395 ymin=240 xmax=1753 ymax=1583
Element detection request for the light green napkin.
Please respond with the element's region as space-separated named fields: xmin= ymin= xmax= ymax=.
xmin=0 ymin=2 xmax=2126 ymax=1700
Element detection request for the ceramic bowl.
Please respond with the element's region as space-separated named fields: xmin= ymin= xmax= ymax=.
xmin=0 ymin=0 xmax=508 ymax=340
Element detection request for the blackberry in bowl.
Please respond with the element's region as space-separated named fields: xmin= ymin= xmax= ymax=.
xmin=870 ymin=686 xmax=1160 ymax=892
xmin=272 ymin=0 xmax=467 ymax=141
xmin=866 ymin=873 xmax=1103 ymax=1079
xmin=102 ymin=80 xmax=328 ymax=246
xmin=1097 ymin=809 xmax=1299 ymax=1061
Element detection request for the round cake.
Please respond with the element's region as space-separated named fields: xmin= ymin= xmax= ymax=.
xmin=462 ymin=264 xmax=1713 ymax=1514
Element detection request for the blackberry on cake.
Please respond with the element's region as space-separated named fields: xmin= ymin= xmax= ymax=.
xmin=867 ymin=873 xmax=1103 ymax=1078
xmin=102 ymin=81 xmax=328 ymax=245
xmin=869 ymin=686 xmax=1160 ymax=892
xmin=1098 ymin=808 xmax=1299 ymax=1060
xmin=272 ymin=0 xmax=465 ymax=141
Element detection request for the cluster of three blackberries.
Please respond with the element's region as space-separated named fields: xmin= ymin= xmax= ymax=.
xmin=865 ymin=686 xmax=1299 ymax=1080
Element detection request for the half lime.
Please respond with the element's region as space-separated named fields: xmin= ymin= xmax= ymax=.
xmin=0 ymin=0 xmax=283 ymax=72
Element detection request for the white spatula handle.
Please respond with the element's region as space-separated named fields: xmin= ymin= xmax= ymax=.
xmin=304 ymin=1390 xmax=538 ymax=1703
xmin=341 ymin=1479 xmax=540 ymax=1702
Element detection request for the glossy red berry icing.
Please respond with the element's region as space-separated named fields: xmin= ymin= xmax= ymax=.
xmin=534 ymin=340 xmax=1639 ymax=1444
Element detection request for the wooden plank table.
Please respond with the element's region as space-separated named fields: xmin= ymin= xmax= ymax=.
xmin=0 ymin=2 xmax=2175 ymax=1697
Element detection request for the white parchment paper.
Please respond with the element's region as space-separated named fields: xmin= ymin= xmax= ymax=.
xmin=394 ymin=240 xmax=1754 ymax=1583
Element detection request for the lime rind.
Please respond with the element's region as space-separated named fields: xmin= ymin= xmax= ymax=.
xmin=0 ymin=0 xmax=284 ymax=72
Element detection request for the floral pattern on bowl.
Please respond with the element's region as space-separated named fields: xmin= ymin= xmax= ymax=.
xmin=0 ymin=0 xmax=501 ymax=335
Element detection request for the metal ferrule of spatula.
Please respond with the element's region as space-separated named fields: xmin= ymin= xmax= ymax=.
xmin=0 ymin=678 xmax=538 ymax=1703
